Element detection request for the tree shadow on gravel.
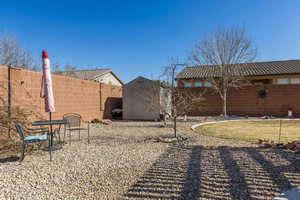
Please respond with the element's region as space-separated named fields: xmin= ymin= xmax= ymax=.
xmin=122 ymin=145 xmax=300 ymax=200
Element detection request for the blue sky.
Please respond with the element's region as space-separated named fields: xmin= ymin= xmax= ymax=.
xmin=1 ymin=0 xmax=300 ymax=83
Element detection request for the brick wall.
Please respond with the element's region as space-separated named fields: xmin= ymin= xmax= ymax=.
xmin=0 ymin=66 xmax=122 ymax=122
xmin=185 ymin=85 xmax=300 ymax=117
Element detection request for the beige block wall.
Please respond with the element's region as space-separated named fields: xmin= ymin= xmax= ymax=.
xmin=0 ymin=66 xmax=122 ymax=122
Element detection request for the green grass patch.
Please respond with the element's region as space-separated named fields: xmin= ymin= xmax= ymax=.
xmin=196 ymin=120 xmax=300 ymax=143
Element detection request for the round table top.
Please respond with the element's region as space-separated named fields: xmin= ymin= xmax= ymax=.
xmin=32 ymin=120 xmax=67 ymax=126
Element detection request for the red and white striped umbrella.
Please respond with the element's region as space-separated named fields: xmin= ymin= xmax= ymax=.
xmin=42 ymin=50 xmax=55 ymax=112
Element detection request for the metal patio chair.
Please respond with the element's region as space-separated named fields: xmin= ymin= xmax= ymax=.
xmin=63 ymin=113 xmax=90 ymax=144
xmin=15 ymin=123 xmax=49 ymax=162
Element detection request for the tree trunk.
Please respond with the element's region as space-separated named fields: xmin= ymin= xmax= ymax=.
xmin=174 ymin=115 xmax=177 ymax=138
xmin=223 ymin=88 xmax=227 ymax=118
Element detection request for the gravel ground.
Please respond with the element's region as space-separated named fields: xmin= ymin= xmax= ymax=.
xmin=0 ymin=118 xmax=300 ymax=200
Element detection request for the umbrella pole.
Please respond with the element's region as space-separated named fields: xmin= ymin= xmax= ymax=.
xmin=49 ymin=112 xmax=53 ymax=161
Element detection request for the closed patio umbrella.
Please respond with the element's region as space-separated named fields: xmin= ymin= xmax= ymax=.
xmin=41 ymin=50 xmax=56 ymax=160
xmin=42 ymin=50 xmax=55 ymax=113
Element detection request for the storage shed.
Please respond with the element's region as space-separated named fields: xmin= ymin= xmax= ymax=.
xmin=123 ymin=76 xmax=170 ymax=120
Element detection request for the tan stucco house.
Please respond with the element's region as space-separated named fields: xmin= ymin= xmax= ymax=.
xmin=54 ymin=69 xmax=123 ymax=86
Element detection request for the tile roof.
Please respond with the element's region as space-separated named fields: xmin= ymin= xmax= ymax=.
xmin=176 ymin=60 xmax=300 ymax=79
xmin=54 ymin=69 xmax=111 ymax=80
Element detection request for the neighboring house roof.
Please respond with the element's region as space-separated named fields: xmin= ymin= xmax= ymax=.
xmin=176 ymin=60 xmax=300 ymax=79
xmin=54 ymin=69 xmax=124 ymax=85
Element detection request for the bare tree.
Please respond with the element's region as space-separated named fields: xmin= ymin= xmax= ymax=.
xmin=0 ymin=34 xmax=36 ymax=138
xmin=60 ymin=64 xmax=78 ymax=77
xmin=64 ymin=64 xmax=76 ymax=71
xmin=161 ymin=64 xmax=205 ymax=137
xmin=52 ymin=62 xmax=62 ymax=72
xmin=190 ymin=26 xmax=256 ymax=117
xmin=50 ymin=63 xmax=77 ymax=73
xmin=0 ymin=35 xmax=34 ymax=69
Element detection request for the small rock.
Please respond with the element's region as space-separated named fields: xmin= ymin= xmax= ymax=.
xmin=285 ymin=142 xmax=297 ymax=151
xmin=99 ymin=119 xmax=112 ymax=125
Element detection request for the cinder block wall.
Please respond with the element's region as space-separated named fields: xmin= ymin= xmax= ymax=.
xmin=184 ymin=85 xmax=300 ymax=117
xmin=0 ymin=66 xmax=122 ymax=122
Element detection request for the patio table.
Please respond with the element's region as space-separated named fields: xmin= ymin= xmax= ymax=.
xmin=32 ymin=119 xmax=67 ymax=160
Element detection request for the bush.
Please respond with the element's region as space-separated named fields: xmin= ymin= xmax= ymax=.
xmin=0 ymin=106 xmax=31 ymax=139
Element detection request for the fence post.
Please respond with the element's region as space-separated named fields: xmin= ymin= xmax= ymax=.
xmin=7 ymin=65 xmax=12 ymax=139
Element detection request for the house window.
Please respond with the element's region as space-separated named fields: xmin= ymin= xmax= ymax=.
xmin=277 ymin=79 xmax=290 ymax=84
xmin=275 ymin=78 xmax=300 ymax=84
xmin=194 ymin=82 xmax=202 ymax=87
xmin=290 ymin=78 xmax=300 ymax=84
xmin=203 ymin=81 xmax=212 ymax=87
xmin=183 ymin=82 xmax=193 ymax=87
